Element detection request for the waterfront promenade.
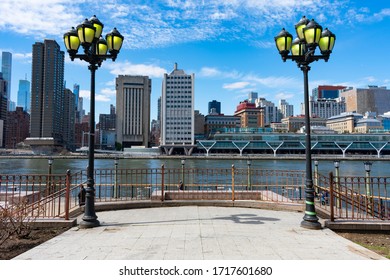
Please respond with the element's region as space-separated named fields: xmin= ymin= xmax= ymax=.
xmin=14 ymin=206 xmax=386 ymax=260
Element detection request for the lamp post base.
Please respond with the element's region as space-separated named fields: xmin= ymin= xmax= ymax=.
xmin=300 ymin=220 xmax=322 ymax=230
xmin=79 ymin=218 xmax=100 ymax=229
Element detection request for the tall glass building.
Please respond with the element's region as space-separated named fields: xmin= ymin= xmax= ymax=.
xmin=1 ymin=52 xmax=12 ymax=110
xmin=17 ymin=79 xmax=31 ymax=113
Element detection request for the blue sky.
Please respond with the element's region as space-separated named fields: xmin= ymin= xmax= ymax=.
xmin=1 ymin=0 xmax=390 ymax=121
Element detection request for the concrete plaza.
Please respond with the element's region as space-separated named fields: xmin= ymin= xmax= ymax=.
xmin=14 ymin=206 xmax=386 ymax=260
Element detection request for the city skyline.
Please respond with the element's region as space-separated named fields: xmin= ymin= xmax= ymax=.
xmin=0 ymin=1 xmax=390 ymax=120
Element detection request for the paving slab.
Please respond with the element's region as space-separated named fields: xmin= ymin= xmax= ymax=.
xmin=13 ymin=206 xmax=387 ymax=260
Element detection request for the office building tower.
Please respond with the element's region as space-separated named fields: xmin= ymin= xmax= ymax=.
xmin=1 ymin=52 xmax=12 ymax=110
xmin=98 ymin=105 xmax=116 ymax=150
xmin=234 ymin=100 xmax=263 ymax=128
xmin=340 ymin=86 xmax=390 ymax=116
xmin=279 ymin=99 xmax=294 ymax=119
xmin=194 ymin=110 xmax=205 ymax=139
xmin=208 ymin=100 xmax=221 ymax=114
xmin=29 ymin=40 xmax=65 ymax=144
xmin=63 ymin=88 xmax=75 ymax=150
xmin=312 ymin=85 xmax=346 ymax=100
xmin=302 ymin=97 xmax=346 ymax=119
xmin=161 ymin=63 xmax=194 ymax=145
xmin=116 ymin=75 xmax=151 ymax=148
xmin=205 ymin=114 xmax=241 ymax=138
xmin=99 ymin=104 xmax=116 ymax=130
xmin=157 ymin=96 xmax=161 ymax=122
xmin=5 ymin=107 xmax=30 ymax=148
xmin=17 ymin=78 xmax=31 ymax=113
xmin=73 ymin=84 xmax=80 ymax=108
xmin=255 ymin=97 xmax=279 ymax=126
xmin=77 ymin=97 xmax=84 ymax=122
xmin=248 ymin=92 xmax=258 ymax=103
xmin=0 ymin=73 xmax=7 ymax=146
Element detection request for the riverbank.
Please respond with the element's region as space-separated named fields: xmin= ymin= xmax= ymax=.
xmin=0 ymin=151 xmax=388 ymax=161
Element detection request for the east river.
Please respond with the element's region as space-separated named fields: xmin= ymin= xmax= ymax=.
xmin=0 ymin=156 xmax=389 ymax=177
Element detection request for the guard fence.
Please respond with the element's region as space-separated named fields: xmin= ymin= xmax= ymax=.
xmin=1 ymin=165 xmax=389 ymax=222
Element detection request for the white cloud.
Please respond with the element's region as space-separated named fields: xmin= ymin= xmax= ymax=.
xmin=106 ymin=61 xmax=166 ymax=78
xmin=79 ymin=89 xmax=91 ymax=99
xmin=0 ymin=0 xmax=82 ymax=38
xmin=198 ymin=66 xmax=240 ymax=79
xmin=275 ymin=92 xmax=294 ymax=100
xmin=198 ymin=67 xmax=222 ymax=77
xmin=0 ymin=0 xmax=365 ymax=49
xmin=223 ymin=81 xmax=251 ymax=90
xmin=244 ymin=74 xmax=299 ymax=89
xmin=100 ymin=87 xmax=116 ymax=97
xmin=95 ymin=95 xmax=111 ymax=102
xmin=79 ymin=88 xmax=114 ymax=102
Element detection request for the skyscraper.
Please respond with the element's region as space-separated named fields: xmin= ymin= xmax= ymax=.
xmin=78 ymin=96 xmax=84 ymax=122
xmin=208 ymin=100 xmax=221 ymax=114
xmin=1 ymin=52 xmax=12 ymax=110
xmin=312 ymin=85 xmax=346 ymax=100
xmin=5 ymin=107 xmax=30 ymax=148
xmin=29 ymin=40 xmax=65 ymax=143
xmin=248 ymin=92 xmax=258 ymax=103
xmin=340 ymin=86 xmax=390 ymax=116
xmin=116 ymin=75 xmax=151 ymax=148
xmin=161 ymin=63 xmax=194 ymax=145
xmin=0 ymin=73 xmax=7 ymax=146
xmin=279 ymin=99 xmax=294 ymax=119
xmin=73 ymin=84 xmax=80 ymax=109
xmin=17 ymin=78 xmax=31 ymax=113
xmin=63 ymin=88 xmax=75 ymax=150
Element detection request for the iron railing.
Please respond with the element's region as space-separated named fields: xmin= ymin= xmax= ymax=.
xmin=1 ymin=166 xmax=389 ymax=222
xmin=315 ymin=172 xmax=390 ymax=221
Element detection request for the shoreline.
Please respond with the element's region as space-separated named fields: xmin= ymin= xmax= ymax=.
xmin=0 ymin=153 xmax=387 ymax=161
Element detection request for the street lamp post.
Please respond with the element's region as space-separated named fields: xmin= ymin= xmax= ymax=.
xmin=64 ymin=15 xmax=124 ymax=228
xmin=275 ymin=16 xmax=336 ymax=229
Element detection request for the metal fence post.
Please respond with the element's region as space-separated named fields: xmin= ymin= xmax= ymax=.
xmin=231 ymin=164 xmax=235 ymax=201
xmin=65 ymin=170 xmax=71 ymax=220
xmin=161 ymin=164 xmax=165 ymax=202
xmin=329 ymin=172 xmax=334 ymax=222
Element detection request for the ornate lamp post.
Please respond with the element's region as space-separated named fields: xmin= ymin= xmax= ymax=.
xmin=63 ymin=15 xmax=124 ymax=228
xmin=275 ymin=16 xmax=336 ymax=229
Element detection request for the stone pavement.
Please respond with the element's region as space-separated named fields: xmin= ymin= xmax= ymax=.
xmin=14 ymin=206 xmax=386 ymax=260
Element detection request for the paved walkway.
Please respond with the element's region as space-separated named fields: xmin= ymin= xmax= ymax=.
xmin=14 ymin=206 xmax=386 ymax=260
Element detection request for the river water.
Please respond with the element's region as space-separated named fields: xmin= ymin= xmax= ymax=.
xmin=0 ymin=157 xmax=389 ymax=177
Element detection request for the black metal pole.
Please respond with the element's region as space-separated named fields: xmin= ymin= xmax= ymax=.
xmin=80 ymin=63 xmax=100 ymax=228
xmin=300 ymin=64 xmax=321 ymax=230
